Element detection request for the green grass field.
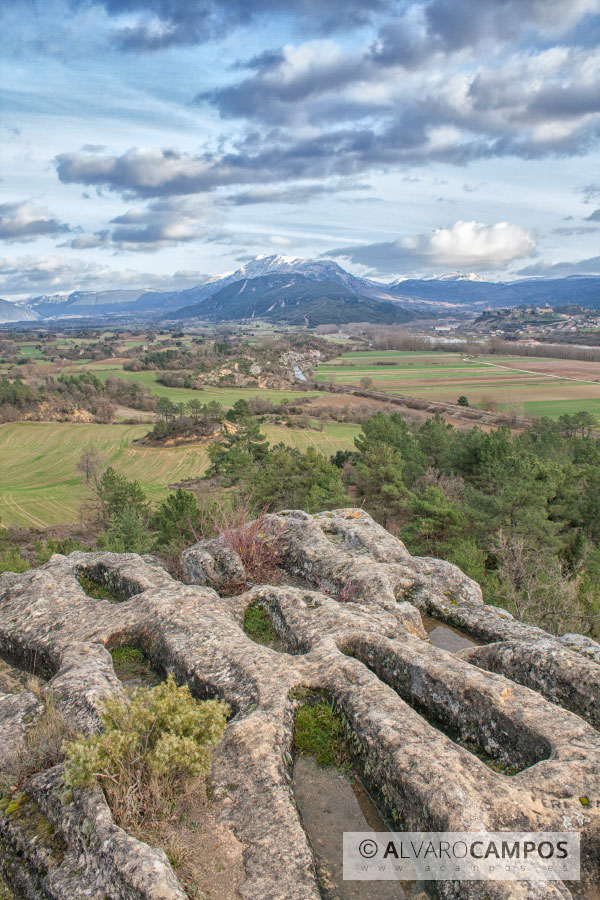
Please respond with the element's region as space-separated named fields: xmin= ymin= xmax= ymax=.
xmin=0 ymin=421 xmax=359 ymax=528
xmin=90 ymin=367 xmax=321 ymax=407
xmin=316 ymin=350 xmax=600 ymax=419
xmin=17 ymin=344 xmax=45 ymax=358
xmin=522 ymin=398 xmax=600 ymax=418
xmin=5 ymin=342 xmax=600 ymax=529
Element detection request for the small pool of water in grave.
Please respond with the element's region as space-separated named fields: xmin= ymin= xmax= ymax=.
xmin=293 ymin=756 xmax=432 ymax=900
xmin=421 ymin=616 xmax=482 ymax=653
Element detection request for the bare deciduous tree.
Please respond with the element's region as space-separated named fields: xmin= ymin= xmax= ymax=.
xmin=417 ymin=466 xmax=466 ymax=503
xmin=494 ymin=530 xmax=582 ymax=635
xmin=76 ymin=447 xmax=105 ymax=486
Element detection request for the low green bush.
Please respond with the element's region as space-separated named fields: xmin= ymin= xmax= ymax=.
xmin=63 ymin=676 xmax=229 ymax=828
xmin=0 ymin=549 xmax=29 ymax=575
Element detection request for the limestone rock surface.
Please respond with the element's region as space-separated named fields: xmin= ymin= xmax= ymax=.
xmin=0 ymin=508 xmax=598 ymax=900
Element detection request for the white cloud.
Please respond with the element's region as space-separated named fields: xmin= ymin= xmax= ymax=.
xmin=55 ymin=147 xmax=219 ymax=196
xmin=327 ymin=220 xmax=536 ymax=275
xmin=518 ymin=255 xmax=600 ymax=276
xmin=406 ymin=220 xmax=536 ymax=267
xmin=108 ymin=196 xmax=209 ymax=250
xmin=59 ymin=197 xmax=210 ymax=252
xmin=0 ymin=201 xmax=71 ymax=242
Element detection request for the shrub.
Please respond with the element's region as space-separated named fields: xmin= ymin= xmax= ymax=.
xmin=98 ymin=507 xmax=153 ymax=554
xmin=63 ymin=676 xmax=229 ymax=829
xmin=35 ymin=538 xmax=88 ymax=565
xmin=247 ymin=444 xmax=349 ymax=513
xmin=152 ymin=488 xmax=203 ymax=549
xmin=330 ymin=449 xmax=359 ymax=469
xmin=0 ymin=548 xmax=29 ymax=575
xmin=96 ymin=467 xmax=150 ymax=525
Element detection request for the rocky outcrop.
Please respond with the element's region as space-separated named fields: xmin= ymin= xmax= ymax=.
xmin=0 ymin=509 xmax=599 ymax=900
xmin=0 ymin=768 xmax=187 ymax=900
xmin=181 ymin=536 xmax=247 ymax=590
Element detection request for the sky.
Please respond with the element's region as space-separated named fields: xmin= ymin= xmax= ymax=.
xmin=1 ymin=0 xmax=600 ymax=299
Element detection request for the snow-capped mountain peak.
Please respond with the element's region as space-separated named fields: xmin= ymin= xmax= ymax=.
xmin=0 ymin=298 xmax=40 ymax=323
xmin=255 ymin=253 xmax=301 ymax=265
xmin=175 ymin=254 xmax=396 ymax=306
xmin=390 ymin=272 xmax=486 ymax=285
xmin=203 ymin=254 xmax=303 ymax=285
xmin=427 ymin=272 xmax=485 ymax=282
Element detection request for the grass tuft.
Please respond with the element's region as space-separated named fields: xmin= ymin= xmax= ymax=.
xmin=110 ymin=645 xmax=160 ymax=685
xmin=294 ymin=698 xmax=350 ymax=771
xmin=243 ymin=604 xmax=278 ymax=647
xmin=78 ymin=574 xmax=121 ymax=602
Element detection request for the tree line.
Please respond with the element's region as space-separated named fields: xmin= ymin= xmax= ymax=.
xmin=4 ymin=405 xmax=598 ymax=640
xmin=66 ymin=406 xmax=600 ymax=639
xmin=0 ymin=374 xmax=156 ymax=422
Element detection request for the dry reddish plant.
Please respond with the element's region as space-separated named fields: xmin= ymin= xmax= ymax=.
xmin=207 ymin=498 xmax=287 ymax=588
xmin=313 ymin=575 xmax=363 ymax=603
xmin=221 ymin=518 xmax=285 ymax=586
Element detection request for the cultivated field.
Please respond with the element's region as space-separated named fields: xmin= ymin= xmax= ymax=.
xmin=5 ymin=341 xmax=600 ymax=529
xmin=315 ymin=350 xmax=600 ymax=419
xmin=0 ymin=421 xmax=359 ymax=528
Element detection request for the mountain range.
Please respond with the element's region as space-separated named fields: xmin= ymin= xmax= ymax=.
xmin=387 ymin=275 xmax=600 ymax=308
xmin=1 ymin=254 xmax=599 ymax=324
xmin=170 ymin=273 xmax=414 ymax=326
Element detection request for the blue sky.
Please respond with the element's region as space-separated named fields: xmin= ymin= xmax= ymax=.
xmin=1 ymin=0 xmax=600 ymax=298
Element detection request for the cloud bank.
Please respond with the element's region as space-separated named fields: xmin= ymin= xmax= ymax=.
xmin=0 ymin=254 xmax=208 ymax=298
xmin=75 ymin=0 xmax=393 ymax=50
xmin=3 ymin=0 xmax=600 ymax=290
xmin=518 ymin=256 xmax=600 ymax=276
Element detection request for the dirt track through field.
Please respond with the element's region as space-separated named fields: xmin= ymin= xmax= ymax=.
xmin=318 ymin=350 xmax=600 ymax=416
xmin=466 ymin=357 xmax=600 ymax=384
